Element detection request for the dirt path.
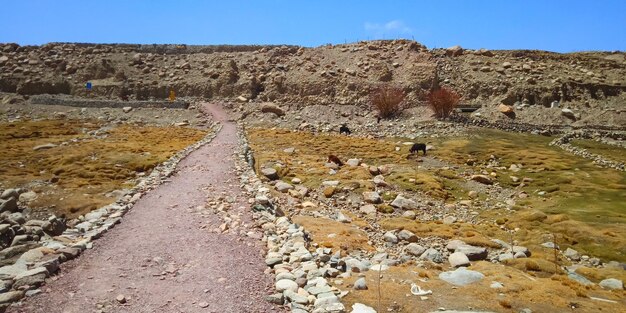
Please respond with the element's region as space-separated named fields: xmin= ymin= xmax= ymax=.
xmin=10 ymin=103 xmax=280 ymax=313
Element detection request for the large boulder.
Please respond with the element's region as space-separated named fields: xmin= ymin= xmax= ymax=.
xmin=390 ymin=194 xmax=417 ymax=210
xmin=260 ymin=102 xmax=285 ymax=116
xmin=455 ymin=245 xmax=488 ymax=261
xmin=0 ymin=197 xmax=18 ymax=213
xmin=42 ymin=217 xmax=67 ymax=236
xmin=561 ymin=108 xmax=576 ymax=120
xmin=446 ymin=45 xmax=464 ymax=57
xmin=599 ymin=278 xmax=623 ymax=290
xmin=0 ymin=189 xmax=20 ymax=200
xmin=498 ymin=104 xmax=514 ymax=114
xmin=439 ymin=267 xmax=484 ymax=286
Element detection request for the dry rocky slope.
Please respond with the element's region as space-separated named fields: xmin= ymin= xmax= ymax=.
xmin=1 ymin=40 xmax=625 ymax=128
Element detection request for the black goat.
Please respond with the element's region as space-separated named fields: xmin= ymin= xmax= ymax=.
xmin=410 ymin=143 xmax=427 ymax=155
xmin=339 ymin=125 xmax=351 ymax=135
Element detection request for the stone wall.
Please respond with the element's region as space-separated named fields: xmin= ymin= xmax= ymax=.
xmin=29 ymin=94 xmax=189 ymax=109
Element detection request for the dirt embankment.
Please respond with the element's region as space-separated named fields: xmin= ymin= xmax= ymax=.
xmin=1 ymin=41 xmax=624 ymax=127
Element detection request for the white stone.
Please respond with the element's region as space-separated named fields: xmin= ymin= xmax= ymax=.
xmin=276 ymin=279 xmax=298 ymax=292
xmin=448 ymin=252 xmax=470 ymax=267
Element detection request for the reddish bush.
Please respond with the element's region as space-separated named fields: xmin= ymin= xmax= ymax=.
xmin=427 ymin=87 xmax=460 ymax=119
xmin=370 ymin=85 xmax=407 ymax=119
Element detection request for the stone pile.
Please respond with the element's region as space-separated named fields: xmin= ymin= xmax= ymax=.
xmin=550 ymin=131 xmax=625 ymax=171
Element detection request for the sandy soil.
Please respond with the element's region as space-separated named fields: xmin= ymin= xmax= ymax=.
xmin=8 ymin=103 xmax=283 ymax=313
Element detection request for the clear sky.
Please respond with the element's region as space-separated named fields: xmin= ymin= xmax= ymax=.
xmin=1 ymin=0 xmax=625 ymax=52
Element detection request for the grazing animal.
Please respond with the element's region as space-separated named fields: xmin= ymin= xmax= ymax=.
xmin=328 ymin=155 xmax=343 ymax=166
xmin=339 ymin=124 xmax=351 ymax=135
xmin=410 ymin=143 xmax=427 ymax=155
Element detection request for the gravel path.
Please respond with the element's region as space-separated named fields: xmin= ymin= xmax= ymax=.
xmin=9 ymin=103 xmax=281 ymax=313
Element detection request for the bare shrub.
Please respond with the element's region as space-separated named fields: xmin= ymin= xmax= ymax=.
xmin=427 ymin=87 xmax=460 ymax=119
xmin=370 ymin=85 xmax=407 ymax=119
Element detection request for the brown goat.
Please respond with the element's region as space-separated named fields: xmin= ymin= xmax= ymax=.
xmin=328 ymin=155 xmax=343 ymax=166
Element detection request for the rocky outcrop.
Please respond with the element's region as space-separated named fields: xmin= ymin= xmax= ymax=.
xmin=2 ymin=41 xmax=623 ymax=119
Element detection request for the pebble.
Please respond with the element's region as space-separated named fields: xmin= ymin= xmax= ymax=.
xmin=116 ymin=294 xmax=127 ymax=304
xmin=198 ymin=301 xmax=209 ymax=308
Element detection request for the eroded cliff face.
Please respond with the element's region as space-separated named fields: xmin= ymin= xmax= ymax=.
xmin=1 ymin=40 xmax=625 ymax=111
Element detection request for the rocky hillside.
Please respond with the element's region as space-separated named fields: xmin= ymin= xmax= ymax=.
xmin=1 ymin=40 xmax=625 ymax=123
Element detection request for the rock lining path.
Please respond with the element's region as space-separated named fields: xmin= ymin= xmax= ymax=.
xmin=9 ymin=103 xmax=280 ymax=313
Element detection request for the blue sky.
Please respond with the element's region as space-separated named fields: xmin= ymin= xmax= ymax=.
xmin=1 ymin=0 xmax=625 ymax=52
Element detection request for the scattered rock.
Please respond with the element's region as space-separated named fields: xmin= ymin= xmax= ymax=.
xmin=351 ymin=303 xmax=377 ymax=313
xmin=564 ymin=247 xmax=580 ymax=261
xmin=362 ymin=191 xmax=382 ymax=204
xmin=116 ymin=294 xmax=127 ymax=304
xmin=397 ymin=229 xmax=418 ymax=242
xmin=346 ymin=158 xmax=360 ymax=167
xmin=420 ymin=248 xmax=443 ymax=263
xmin=276 ymin=279 xmax=298 ymax=292
xmin=561 ymin=108 xmax=576 ymax=120
xmin=446 ymin=45 xmax=464 ymax=57
xmin=261 ymin=168 xmax=278 ymax=180
xmin=439 ymin=267 xmax=485 ymax=286
xmin=0 ymin=197 xmax=18 ymax=213
xmin=359 ymin=204 xmax=377 ymax=215
xmin=449 ymin=252 xmax=471 ymax=267
xmin=455 ymin=245 xmax=488 ymax=261
xmin=443 ymin=216 xmax=457 ymax=224
xmin=0 ymin=291 xmax=24 ymax=305
xmin=353 ymin=277 xmax=368 ymax=290
xmin=599 ymin=278 xmax=623 ymax=290
xmin=383 ymin=231 xmax=398 ymax=244
xmin=470 ymin=175 xmax=493 ymax=185
xmin=13 ymin=267 xmax=48 ymax=289
xmin=275 ymin=181 xmax=293 ymax=193
xmin=336 ymin=212 xmax=352 ymax=223
xmin=390 ymin=194 xmax=417 ymax=210
xmin=406 ymin=243 xmax=426 ymax=257
xmin=498 ymin=104 xmax=514 ymax=114
xmin=260 ymin=102 xmax=285 ymax=116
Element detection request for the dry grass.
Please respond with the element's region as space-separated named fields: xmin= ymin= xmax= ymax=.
xmin=245 ymin=126 xmax=626 ymax=311
xmin=247 ymin=128 xmax=410 ymax=190
xmin=247 ymin=127 xmax=626 ymax=262
xmin=338 ymin=261 xmax=623 ymax=313
xmin=570 ymin=139 xmax=626 ymax=163
xmin=0 ymin=119 xmax=207 ymax=217
xmin=291 ymin=216 xmax=373 ymax=253
xmin=431 ymin=128 xmax=626 ymax=262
